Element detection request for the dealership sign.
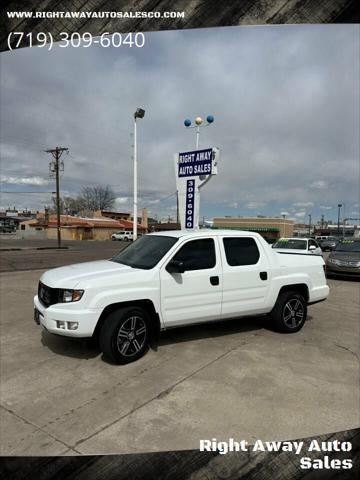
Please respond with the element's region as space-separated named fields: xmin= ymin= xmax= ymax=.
xmin=178 ymin=148 xmax=214 ymax=177
xmin=174 ymin=147 xmax=219 ymax=230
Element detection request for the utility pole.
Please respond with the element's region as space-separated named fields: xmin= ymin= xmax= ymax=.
xmin=308 ymin=214 xmax=312 ymax=236
xmin=45 ymin=146 xmax=68 ymax=248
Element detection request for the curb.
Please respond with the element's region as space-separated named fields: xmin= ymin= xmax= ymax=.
xmin=0 ymin=247 xmax=70 ymax=252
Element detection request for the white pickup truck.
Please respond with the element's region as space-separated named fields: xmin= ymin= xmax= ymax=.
xmin=34 ymin=230 xmax=329 ymax=364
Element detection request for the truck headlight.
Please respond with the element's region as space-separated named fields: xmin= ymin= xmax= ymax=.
xmin=60 ymin=289 xmax=84 ymax=303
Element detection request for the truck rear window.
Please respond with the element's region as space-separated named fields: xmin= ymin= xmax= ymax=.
xmin=111 ymin=235 xmax=178 ymax=269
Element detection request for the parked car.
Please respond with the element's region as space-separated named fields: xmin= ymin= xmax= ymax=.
xmin=318 ymin=237 xmax=338 ymax=252
xmin=34 ymin=230 xmax=329 ymax=364
xmin=0 ymin=224 xmax=16 ymax=233
xmin=111 ymin=231 xmax=133 ymax=241
xmin=325 ymin=239 xmax=360 ymax=278
xmin=272 ymin=238 xmax=322 ymax=255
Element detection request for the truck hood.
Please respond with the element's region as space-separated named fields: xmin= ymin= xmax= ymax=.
xmin=40 ymin=260 xmax=136 ymax=289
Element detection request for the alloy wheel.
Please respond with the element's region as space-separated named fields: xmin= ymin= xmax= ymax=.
xmin=283 ymin=299 xmax=304 ymax=328
xmin=116 ymin=316 xmax=147 ymax=357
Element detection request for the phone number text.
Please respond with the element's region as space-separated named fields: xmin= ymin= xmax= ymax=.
xmin=8 ymin=32 xmax=145 ymax=50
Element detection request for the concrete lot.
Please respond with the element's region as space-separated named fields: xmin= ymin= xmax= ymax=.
xmin=0 ymin=243 xmax=359 ymax=456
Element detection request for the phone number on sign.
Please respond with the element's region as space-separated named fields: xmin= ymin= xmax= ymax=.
xmin=8 ymin=32 xmax=145 ymax=50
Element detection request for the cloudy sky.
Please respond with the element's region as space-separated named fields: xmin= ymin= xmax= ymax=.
xmin=1 ymin=25 xmax=359 ymax=223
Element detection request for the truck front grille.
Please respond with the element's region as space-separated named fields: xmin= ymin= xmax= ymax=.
xmin=38 ymin=282 xmax=60 ymax=308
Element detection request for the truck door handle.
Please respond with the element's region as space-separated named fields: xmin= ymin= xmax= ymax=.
xmin=260 ymin=271 xmax=267 ymax=281
xmin=210 ymin=276 xmax=219 ymax=286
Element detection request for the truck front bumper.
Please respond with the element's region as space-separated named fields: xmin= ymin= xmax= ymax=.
xmin=33 ymin=295 xmax=100 ymax=338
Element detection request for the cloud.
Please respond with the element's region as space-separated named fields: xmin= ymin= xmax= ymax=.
xmin=309 ymin=180 xmax=328 ymax=189
xmin=292 ymin=202 xmax=314 ymax=208
xmin=246 ymin=202 xmax=267 ymax=210
xmin=114 ymin=197 xmax=129 ymax=205
xmin=295 ymin=211 xmax=306 ymax=217
xmin=0 ymin=25 xmax=358 ymax=221
xmin=319 ymin=205 xmax=333 ymax=210
xmin=1 ymin=176 xmax=49 ymax=186
xmin=280 ymin=211 xmax=290 ymax=216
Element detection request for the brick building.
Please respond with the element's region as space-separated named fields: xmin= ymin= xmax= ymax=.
xmin=212 ymin=216 xmax=294 ymax=241
xmin=19 ymin=213 xmax=146 ymax=241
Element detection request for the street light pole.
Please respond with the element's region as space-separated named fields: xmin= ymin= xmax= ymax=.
xmin=133 ymin=118 xmax=138 ymax=241
xmin=195 ymin=125 xmax=200 ymax=149
xmin=308 ymin=214 xmax=312 ymax=236
xmin=133 ymin=108 xmax=145 ymax=241
xmin=337 ymin=203 xmax=342 ymax=237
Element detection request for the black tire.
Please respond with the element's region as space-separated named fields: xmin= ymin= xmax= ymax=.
xmin=270 ymin=291 xmax=307 ymax=333
xmin=111 ymin=237 xmax=116 ymax=241
xmin=99 ymin=307 xmax=149 ymax=364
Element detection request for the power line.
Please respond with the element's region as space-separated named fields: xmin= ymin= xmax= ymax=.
xmin=0 ymin=191 xmax=54 ymax=194
xmin=139 ymin=191 xmax=177 ymax=210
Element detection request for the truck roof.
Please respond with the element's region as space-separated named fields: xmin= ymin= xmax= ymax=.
xmin=148 ymin=229 xmax=263 ymax=239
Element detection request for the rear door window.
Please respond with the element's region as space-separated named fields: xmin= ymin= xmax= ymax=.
xmin=223 ymin=237 xmax=260 ymax=266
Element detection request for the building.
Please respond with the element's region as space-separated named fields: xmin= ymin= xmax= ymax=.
xmin=19 ymin=213 xmax=146 ymax=241
xmin=212 ymin=216 xmax=294 ymax=241
xmin=151 ymin=221 xmax=181 ymax=232
xmin=96 ymin=210 xmax=131 ymax=221
xmin=314 ymin=224 xmax=358 ymax=237
xmin=94 ymin=208 xmax=148 ymax=230
xmin=0 ymin=208 xmax=36 ymax=232
xmin=293 ymin=223 xmax=312 ymax=237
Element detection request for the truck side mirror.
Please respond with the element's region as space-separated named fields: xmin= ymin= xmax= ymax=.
xmin=309 ymin=245 xmax=316 ymax=251
xmin=166 ymin=259 xmax=185 ymax=274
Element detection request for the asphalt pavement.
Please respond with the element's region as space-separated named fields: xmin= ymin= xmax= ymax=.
xmin=0 ymin=237 xmax=126 ymax=272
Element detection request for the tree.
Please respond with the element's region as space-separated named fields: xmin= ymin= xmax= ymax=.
xmin=50 ymin=185 xmax=116 ymax=215
xmin=50 ymin=196 xmax=85 ymax=215
xmin=79 ymin=185 xmax=116 ymax=211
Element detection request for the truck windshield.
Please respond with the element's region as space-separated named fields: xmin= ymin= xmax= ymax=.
xmin=111 ymin=235 xmax=178 ymax=269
